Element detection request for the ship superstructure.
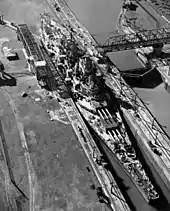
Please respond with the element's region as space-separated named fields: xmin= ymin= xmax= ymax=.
xmin=39 ymin=11 xmax=159 ymax=203
xmin=39 ymin=12 xmax=132 ymax=211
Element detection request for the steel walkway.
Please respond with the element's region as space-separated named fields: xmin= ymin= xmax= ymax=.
xmin=16 ymin=24 xmax=45 ymax=63
xmin=100 ymin=28 xmax=170 ymax=53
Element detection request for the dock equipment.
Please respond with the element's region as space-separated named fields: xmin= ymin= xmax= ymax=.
xmin=16 ymin=24 xmax=46 ymax=67
xmin=100 ymin=28 xmax=170 ymax=53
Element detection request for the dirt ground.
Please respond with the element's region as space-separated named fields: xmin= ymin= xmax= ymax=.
xmin=125 ymin=0 xmax=170 ymax=31
xmin=0 ymin=0 xmax=110 ymax=210
xmin=1 ymin=69 xmax=104 ymax=211
xmin=147 ymin=0 xmax=170 ymax=20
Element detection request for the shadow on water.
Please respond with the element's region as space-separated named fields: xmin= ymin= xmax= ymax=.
xmin=118 ymin=107 xmax=170 ymax=210
xmin=123 ymin=69 xmax=162 ymax=89
xmin=114 ymin=87 xmax=170 ymax=211
xmin=84 ymin=120 xmax=137 ymax=211
xmin=0 ymin=72 xmax=17 ymax=87
xmin=73 ymin=97 xmax=135 ymax=209
xmin=76 ymin=88 xmax=170 ymax=211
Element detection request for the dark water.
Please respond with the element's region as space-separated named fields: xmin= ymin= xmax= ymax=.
xmin=67 ymin=0 xmax=170 ymax=136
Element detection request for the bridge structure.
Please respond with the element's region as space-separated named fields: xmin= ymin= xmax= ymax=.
xmin=16 ymin=24 xmax=46 ymax=68
xmin=99 ymin=28 xmax=170 ymax=53
xmin=46 ymin=0 xmax=170 ymax=204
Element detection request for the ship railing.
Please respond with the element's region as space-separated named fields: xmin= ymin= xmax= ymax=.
xmin=103 ymin=65 xmax=170 ymax=164
xmin=70 ymin=99 xmax=131 ymax=211
xmin=45 ymin=0 xmax=96 ymax=46
xmin=98 ymin=157 xmax=131 ymax=210
xmin=82 ymin=92 xmax=159 ymax=199
xmin=63 ymin=99 xmax=118 ymax=210
xmin=97 ymin=47 xmax=170 ymax=171
xmin=107 ymin=127 xmax=159 ymax=201
xmin=106 ymin=73 xmax=170 ymax=168
xmin=79 ymin=104 xmax=155 ymax=202
xmin=39 ymin=41 xmax=72 ymax=94
xmin=98 ymin=130 xmax=150 ymax=202
xmin=114 ymin=72 xmax=170 ymax=147
xmin=115 ymin=8 xmax=170 ymax=146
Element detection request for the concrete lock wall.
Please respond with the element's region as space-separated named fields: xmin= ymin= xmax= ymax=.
xmin=123 ymin=111 xmax=170 ymax=203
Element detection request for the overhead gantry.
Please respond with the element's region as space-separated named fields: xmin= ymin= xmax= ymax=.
xmin=16 ymin=24 xmax=46 ymax=66
xmin=98 ymin=28 xmax=170 ymax=53
xmin=0 ymin=15 xmax=46 ymax=68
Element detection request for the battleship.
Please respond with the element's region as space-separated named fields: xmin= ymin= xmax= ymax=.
xmin=1 ymin=0 xmax=170 ymax=209
xmin=39 ymin=11 xmax=160 ymax=203
xmin=1 ymin=0 xmax=170 ymax=208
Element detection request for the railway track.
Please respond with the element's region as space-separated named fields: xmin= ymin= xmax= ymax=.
xmin=1 ymin=88 xmax=37 ymax=211
xmin=0 ymin=120 xmax=18 ymax=210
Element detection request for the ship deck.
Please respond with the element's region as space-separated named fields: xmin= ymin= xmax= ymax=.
xmin=45 ymin=0 xmax=170 ymax=202
xmin=55 ymin=97 xmax=131 ymax=211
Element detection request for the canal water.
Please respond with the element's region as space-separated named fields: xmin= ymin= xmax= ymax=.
xmin=67 ymin=0 xmax=170 ymax=136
